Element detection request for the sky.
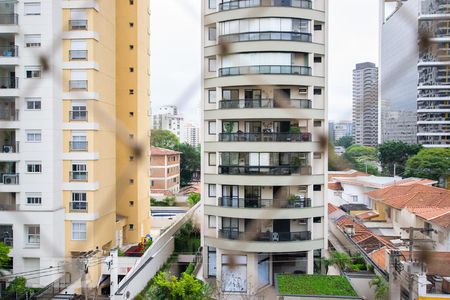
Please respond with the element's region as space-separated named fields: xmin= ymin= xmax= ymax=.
xmin=150 ymin=0 xmax=380 ymax=123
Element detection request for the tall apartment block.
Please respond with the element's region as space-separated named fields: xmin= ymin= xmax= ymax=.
xmin=182 ymin=122 xmax=200 ymax=147
xmin=352 ymin=62 xmax=379 ymax=146
xmin=202 ymin=0 xmax=328 ymax=295
xmin=152 ymin=105 xmax=184 ymax=140
xmin=329 ymin=120 xmax=352 ymax=143
xmin=417 ymin=0 xmax=450 ymax=147
xmin=0 ymin=0 xmax=150 ymax=288
xmin=380 ymin=0 xmax=419 ymax=144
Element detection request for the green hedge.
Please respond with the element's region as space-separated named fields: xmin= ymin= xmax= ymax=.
xmin=277 ymin=274 xmax=358 ymax=297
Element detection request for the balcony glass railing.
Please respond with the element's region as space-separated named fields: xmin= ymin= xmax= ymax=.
xmin=0 ymin=14 xmax=18 ymax=25
xmin=218 ymin=0 xmax=312 ymax=11
xmin=0 ymin=142 xmax=19 ymax=154
xmin=69 ymin=201 xmax=88 ymax=212
xmin=0 ymin=46 xmax=18 ymax=57
xmin=69 ymin=141 xmax=88 ymax=151
xmin=219 ymin=65 xmax=311 ymax=76
xmin=0 ymin=109 xmax=19 ymax=121
xmin=69 ymin=110 xmax=88 ymax=121
xmin=69 ymin=19 xmax=88 ymax=30
xmin=219 ymin=31 xmax=312 ymax=43
xmin=70 ymin=171 xmax=88 ymax=181
xmin=69 ymin=50 xmax=88 ymax=60
xmin=0 ymin=173 xmax=19 ymax=185
xmin=0 ymin=77 xmax=18 ymax=89
xmin=219 ymin=132 xmax=312 ymax=142
xmin=219 ymin=229 xmax=311 ymax=241
xmin=69 ymin=80 xmax=88 ymax=90
xmin=219 ymin=98 xmax=312 ymax=109
xmin=219 ymin=196 xmax=312 ymax=208
xmin=218 ymin=165 xmax=312 ymax=175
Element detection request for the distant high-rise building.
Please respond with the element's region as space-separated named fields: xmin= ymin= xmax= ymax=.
xmin=352 ymin=62 xmax=379 ymax=146
xmin=329 ymin=121 xmax=352 ymax=143
xmin=380 ymin=0 xmax=419 ymax=144
xmin=152 ymin=105 xmax=184 ymax=140
xmin=182 ymin=123 xmax=200 ymax=147
xmin=417 ymin=0 xmax=450 ymax=147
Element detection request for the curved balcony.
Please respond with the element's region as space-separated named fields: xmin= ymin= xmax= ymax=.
xmin=218 ymin=132 xmax=312 ymax=142
xmin=0 ymin=77 xmax=18 ymax=89
xmin=219 ymin=229 xmax=311 ymax=242
xmin=0 ymin=14 xmax=18 ymax=25
xmin=219 ymin=165 xmax=312 ymax=175
xmin=219 ymin=65 xmax=311 ymax=77
xmin=0 ymin=46 xmax=18 ymax=57
xmin=218 ymin=0 xmax=312 ymax=11
xmin=219 ymin=31 xmax=311 ymax=43
xmin=219 ymin=98 xmax=311 ymax=109
xmin=219 ymin=196 xmax=311 ymax=208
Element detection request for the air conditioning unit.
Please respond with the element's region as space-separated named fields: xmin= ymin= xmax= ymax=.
xmin=3 ymin=175 xmax=17 ymax=185
xmin=2 ymin=146 xmax=13 ymax=153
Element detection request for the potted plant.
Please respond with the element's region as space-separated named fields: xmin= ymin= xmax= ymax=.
xmin=287 ymin=194 xmax=298 ymax=206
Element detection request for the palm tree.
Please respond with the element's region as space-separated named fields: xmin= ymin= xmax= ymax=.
xmin=369 ymin=275 xmax=389 ymax=300
xmin=329 ymin=251 xmax=352 ymax=271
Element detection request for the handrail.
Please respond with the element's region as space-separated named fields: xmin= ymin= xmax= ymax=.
xmin=219 ymin=31 xmax=312 ymax=43
xmin=219 ymin=65 xmax=311 ymax=76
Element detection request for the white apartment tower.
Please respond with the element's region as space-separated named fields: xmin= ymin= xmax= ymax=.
xmin=182 ymin=122 xmax=200 ymax=147
xmin=352 ymin=62 xmax=379 ymax=146
xmin=152 ymin=105 xmax=184 ymax=140
xmin=202 ymin=0 xmax=328 ymax=296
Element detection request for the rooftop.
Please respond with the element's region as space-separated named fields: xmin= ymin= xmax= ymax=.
xmin=150 ymin=146 xmax=182 ymax=156
xmin=335 ymin=176 xmax=436 ymax=189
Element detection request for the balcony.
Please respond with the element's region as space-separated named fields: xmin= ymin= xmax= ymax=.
xmin=69 ymin=19 xmax=88 ymax=30
xmin=0 ymin=77 xmax=18 ymax=89
xmin=219 ymin=196 xmax=311 ymax=208
xmin=219 ymin=229 xmax=311 ymax=242
xmin=0 ymin=45 xmax=17 ymax=57
xmin=219 ymin=65 xmax=311 ymax=77
xmin=0 ymin=14 xmax=18 ymax=25
xmin=0 ymin=193 xmax=17 ymax=211
xmin=69 ymin=110 xmax=88 ymax=121
xmin=69 ymin=201 xmax=88 ymax=212
xmin=219 ymin=31 xmax=312 ymax=43
xmin=218 ymin=132 xmax=312 ymax=142
xmin=69 ymin=50 xmax=88 ymax=60
xmin=69 ymin=80 xmax=88 ymax=90
xmin=219 ymin=98 xmax=311 ymax=109
xmin=218 ymin=0 xmax=312 ymax=11
xmin=218 ymin=165 xmax=312 ymax=175
xmin=69 ymin=141 xmax=88 ymax=151
xmin=0 ymin=173 xmax=19 ymax=185
xmin=0 ymin=130 xmax=18 ymax=154
xmin=70 ymin=171 xmax=88 ymax=181
xmin=0 ymin=225 xmax=13 ymax=247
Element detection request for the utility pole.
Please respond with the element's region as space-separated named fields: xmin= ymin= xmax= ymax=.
xmin=393 ymin=163 xmax=396 ymax=177
xmin=401 ymin=227 xmax=435 ymax=300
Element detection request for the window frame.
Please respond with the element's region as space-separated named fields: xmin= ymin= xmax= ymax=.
xmin=208 ymin=184 xmax=216 ymax=197
xmin=71 ymin=222 xmax=87 ymax=241
xmin=25 ymin=225 xmax=40 ymax=246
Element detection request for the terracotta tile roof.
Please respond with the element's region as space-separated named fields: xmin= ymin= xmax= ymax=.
xmin=328 ymin=182 xmax=343 ymax=191
xmin=367 ymin=184 xmax=450 ymax=206
xmin=150 ymin=189 xmax=174 ymax=196
xmin=355 ymin=211 xmax=380 ymax=220
xmin=150 ymin=146 xmax=182 ymax=156
xmin=430 ymin=212 xmax=450 ymax=228
xmin=328 ymin=203 xmax=339 ymax=214
xmin=408 ymin=207 xmax=450 ymax=228
xmin=370 ymin=248 xmax=388 ymax=271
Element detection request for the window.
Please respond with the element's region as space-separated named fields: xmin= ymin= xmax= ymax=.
xmin=313 ymin=88 xmax=322 ymax=95
xmin=24 ymin=2 xmax=41 ymax=15
xmin=129 ymin=0 xmax=134 ymax=4
xmin=26 ymin=98 xmax=41 ymax=110
xmin=129 ymin=22 xmax=134 ymax=27
xmin=313 ymin=217 xmax=322 ymax=223
xmin=313 ymin=185 xmax=322 ymax=191
xmin=129 ymin=224 xmax=134 ymax=231
xmin=27 ymin=162 xmax=42 ymax=173
xmin=208 ymin=57 xmax=216 ymax=72
xmin=208 ymin=27 xmax=216 ymax=41
xmin=129 ymin=201 xmax=134 ymax=207
xmin=352 ymin=195 xmax=358 ymax=203
xmin=129 ymin=44 xmax=134 ymax=50
xmin=24 ymin=34 xmax=41 ymax=47
xmin=71 ymin=104 xmax=87 ymax=120
xmin=314 ymin=56 xmax=322 ymax=63
xmin=208 ymin=153 xmax=217 ymax=166
xmin=25 ymin=66 xmax=41 ymax=78
xmin=208 ymin=0 xmax=216 ymax=9
xmin=208 ymin=90 xmax=216 ymax=103
xmin=208 ymin=247 xmax=217 ymax=277
xmin=314 ymin=120 xmax=322 ymax=127
xmin=26 ymin=130 xmax=42 ymax=142
xmin=71 ymin=222 xmax=87 ymax=240
xmin=71 ymin=162 xmax=87 ymax=181
xmin=70 ymin=40 xmax=87 ymax=60
xmin=208 ymin=216 xmax=216 ymax=228
xmin=313 ymin=152 xmax=322 ymax=159
xmin=151 ymin=180 xmax=154 ymax=187
xmin=208 ymin=184 xmax=216 ymax=197
xmin=26 ymin=193 xmax=42 ymax=205
xmin=129 ymin=67 xmax=134 ymax=72
xmin=129 ymin=89 xmax=134 ymax=95
xmin=25 ymin=225 xmax=40 ymax=245
xmin=71 ymin=192 xmax=87 ymax=211
xmin=314 ymin=24 xmax=322 ymax=31
xmin=208 ymin=121 xmax=216 ymax=134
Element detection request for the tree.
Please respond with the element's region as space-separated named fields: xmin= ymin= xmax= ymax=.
xmin=369 ymin=275 xmax=389 ymax=300
xmin=327 ymin=251 xmax=352 ymax=271
xmin=187 ymin=192 xmax=200 ymax=207
xmin=0 ymin=242 xmax=10 ymax=268
xmin=150 ymin=271 xmax=212 ymax=300
xmin=335 ymin=136 xmax=354 ymax=149
xmin=6 ymin=277 xmax=29 ymax=296
xmin=328 ymin=142 xmax=351 ymax=171
xmin=174 ymin=143 xmax=200 ymax=186
xmin=404 ymin=148 xmax=450 ymax=183
xmin=378 ymin=141 xmax=422 ymax=176
xmin=343 ymin=145 xmax=379 ymax=175
xmin=151 ymin=129 xmax=179 ymax=149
